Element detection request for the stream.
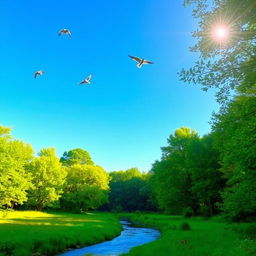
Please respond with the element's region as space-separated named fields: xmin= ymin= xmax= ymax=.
xmin=57 ymin=220 xmax=160 ymax=256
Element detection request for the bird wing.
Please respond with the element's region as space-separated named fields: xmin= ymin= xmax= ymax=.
xmin=67 ymin=30 xmax=71 ymax=37
xmin=128 ymin=55 xmax=141 ymax=63
xmin=86 ymin=74 xmax=92 ymax=81
xmin=34 ymin=72 xmax=38 ymax=78
xmin=143 ymin=59 xmax=154 ymax=64
xmin=58 ymin=30 xmax=64 ymax=36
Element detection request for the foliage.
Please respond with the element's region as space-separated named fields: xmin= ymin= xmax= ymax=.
xmin=0 ymin=125 xmax=34 ymax=208
xmin=151 ymin=127 xmax=223 ymax=216
xmin=182 ymin=207 xmax=194 ymax=218
xmin=107 ymin=169 xmax=156 ymax=212
xmin=60 ymin=148 xmax=94 ymax=166
xmin=61 ymin=164 xmax=109 ymax=212
xmin=180 ymin=0 xmax=256 ymax=103
xmin=212 ymin=96 xmax=256 ymax=221
xmin=109 ymin=168 xmax=142 ymax=182
xmin=27 ymin=148 xmax=66 ymax=211
xmin=180 ymin=222 xmax=191 ymax=231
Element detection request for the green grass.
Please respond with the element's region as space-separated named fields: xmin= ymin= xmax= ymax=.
xmin=0 ymin=210 xmax=121 ymax=256
xmin=120 ymin=213 xmax=256 ymax=256
xmin=1 ymin=211 xmax=255 ymax=256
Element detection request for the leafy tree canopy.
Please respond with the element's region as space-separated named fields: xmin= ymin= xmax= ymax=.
xmin=27 ymin=148 xmax=66 ymax=211
xmin=180 ymin=0 xmax=256 ymax=103
xmin=0 ymin=125 xmax=34 ymax=208
xmin=61 ymin=164 xmax=109 ymax=212
xmin=60 ymin=148 xmax=94 ymax=166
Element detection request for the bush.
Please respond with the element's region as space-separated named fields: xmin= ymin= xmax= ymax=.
xmin=199 ymin=205 xmax=213 ymax=218
xmin=182 ymin=207 xmax=194 ymax=218
xmin=232 ymin=223 xmax=256 ymax=239
xmin=180 ymin=222 xmax=191 ymax=231
xmin=0 ymin=243 xmax=15 ymax=256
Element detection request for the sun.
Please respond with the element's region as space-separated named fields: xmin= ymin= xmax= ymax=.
xmin=211 ymin=24 xmax=230 ymax=43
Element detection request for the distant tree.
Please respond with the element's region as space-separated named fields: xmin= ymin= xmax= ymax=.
xmin=107 ymin=169 xmax=156 ymax=212
xmin=0 ymin=126 xmax=34 ymax=208
xmin=60 ymin=148 xmax=94 ymax=166
xmin=60 ymin=164 xmax=109 ymax=212
xmin=27 ymin=148 xmax=66 ymax=211
xmin=110 ymin=168 xmax=142 ymax=182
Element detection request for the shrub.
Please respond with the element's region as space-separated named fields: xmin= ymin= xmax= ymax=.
xmin=182 ymin=207 xmax=194 ymax=218
xmin=180 ymin=222 xmax=191 ymax=231
xmin=232 ymin=223 xmax=256 ymax=239
xmin=0 ymin=243 xmax=15 ymax=256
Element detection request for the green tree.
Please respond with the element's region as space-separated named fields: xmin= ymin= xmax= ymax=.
xmin=61 ymin=164 xmax=109 ymax=212
xmin=151 ymin=128 xmax=199 ymax=214
xmin=27 ymin=148 xmax=66 ymax=211
xmin=180 ymin=0 xmax=256 ymax=103
xmin=60 ymin=148 xmax=94 ymax=166
xmin=179 ymin=0 xmax=256 ymax=221
xmin=107 ymin=169 xmax=156 ymax=212
xmin=187 ymin=135 xmax=223 ymax=216
xmin=110 ymin=168 xmax=142 ymax=182
xmin=212 ymin=95 xmax=256 ymax=220
xmin=151 ymin=128 xmax=223 ymax=216
xmin=0 ymin=126 xmax=34 ymax=208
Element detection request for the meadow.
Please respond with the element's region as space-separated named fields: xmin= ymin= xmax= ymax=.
xmin=121 ymin=213 xmax=256 ymax=256
xmin=1 ymin=210 xmax=255 ymax=256
xmin=0 ymin=211 xmax=121 ymax=256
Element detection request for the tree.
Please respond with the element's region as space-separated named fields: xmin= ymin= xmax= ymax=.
xmin=60 ymin=164 xmax=109 ymax=212
xmin=178 ymin=0 xmax=256 ymax=221
xmin=151 ymin=158 xmax=191 ymax=214
xmin=180 ymin=0 xmax=256 ymax=103
xmin=60 ymin=148 xmax=94 ymax=166
xmin=110 ymin=168 xmax=142 ymax=182
xmin=187 ymin=134 xmax=223 ymax=216
xmin=27 ymin=148 xmax=66 ymax=211
xmin=212 ymin=95 xmax=256 ymax=220
xmin=151 ymin=127 xmax=223 ymax=216
xmin=107 ymin=169 xmax=156 ymax=212
xmin=0 ymin=126 xmax=34 ymax=208
xmin=151 ymin=128 xmax=200 ymax=214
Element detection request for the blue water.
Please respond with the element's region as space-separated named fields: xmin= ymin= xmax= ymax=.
xmin=58 ymin=220 xmax=160 ymax=256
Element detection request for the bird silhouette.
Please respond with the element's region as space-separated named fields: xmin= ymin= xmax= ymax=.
xmin=79 ymin=74 xmax=93 ymax=85
xmin=58 ymin=29 xmax=71 ymax=37
xmin=34 ymin=70 xmax=45 ymax=78
xmin=128 ymin=55 xmax=154 ymax=68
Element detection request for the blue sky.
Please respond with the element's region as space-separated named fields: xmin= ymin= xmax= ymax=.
xmin=0 ymin=0 xmax=218 ymax=172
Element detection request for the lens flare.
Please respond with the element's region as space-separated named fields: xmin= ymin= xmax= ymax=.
xmin=211 ymin=24 xmax=230 ymax=43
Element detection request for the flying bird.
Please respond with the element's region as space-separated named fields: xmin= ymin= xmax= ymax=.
xmin=34 ymin=70 xmax=45 ymax=78
xmin=58 ymin=29 xmax=71 ymax=37
xmin=79 ymin=74 xmax=93 ymax=85
xmin=128 ymin=55 xmax=154 ymax=68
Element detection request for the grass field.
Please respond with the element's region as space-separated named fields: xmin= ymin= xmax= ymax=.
xmin=1 ymin=211 xmax=255 ymax=256
xmin=121 ymin=213 xmax=256 ymax=256
xmin=0 ymin=211 xmax=121 ymax=256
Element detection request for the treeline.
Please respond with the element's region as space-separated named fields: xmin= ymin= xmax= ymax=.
xmin=0 ymin=126 xmax=155 ymax=213
xmin=0 ymin=128 xmax=109 ymax=212
xmin=0 ymin=116 xmax=255 ymax=221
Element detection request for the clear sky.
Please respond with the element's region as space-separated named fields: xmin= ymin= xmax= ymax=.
xmin=0 ymin=0 xmax=218 ymax=172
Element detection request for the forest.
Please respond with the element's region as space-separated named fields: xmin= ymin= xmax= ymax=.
xmin=0 ymin=0 xmax=256 ymax=255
